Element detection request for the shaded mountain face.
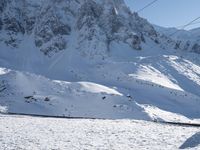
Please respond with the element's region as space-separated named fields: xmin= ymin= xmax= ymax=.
xmin=0 ymin=0 xmax=158 ymax=57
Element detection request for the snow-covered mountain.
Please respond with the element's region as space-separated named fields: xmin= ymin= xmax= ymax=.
xmin=0 ymin=0 xmax=200 ymax=122
xmin=154 ymin=25 xmax=200 ymax=53
xmin=0 ymin=0 xmax=158 ymax=56
xmin=154 ymin=25 xmax=200 ymax=41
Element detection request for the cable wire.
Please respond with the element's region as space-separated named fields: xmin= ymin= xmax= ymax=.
xmin=169 ymin=16 xmax=200 ymax=36
xmin=137 ymin=0 xmax=159 ymax=13
xmin=175 ymin=21 xmax=200 ymax=29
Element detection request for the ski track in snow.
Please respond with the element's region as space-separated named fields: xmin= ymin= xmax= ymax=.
xmin=0 ymin=114 xmax=200 ymax=150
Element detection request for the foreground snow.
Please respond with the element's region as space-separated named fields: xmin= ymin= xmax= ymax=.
xmin=0 ymin=114 xmax=200 ymax=150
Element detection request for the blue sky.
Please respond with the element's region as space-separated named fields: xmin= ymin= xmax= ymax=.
xmin=124 ymin=0 xmax=200 ymax=30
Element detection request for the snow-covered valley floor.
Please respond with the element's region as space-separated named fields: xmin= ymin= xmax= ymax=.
xmin=0 ymin=114 xmax=200 ymax=150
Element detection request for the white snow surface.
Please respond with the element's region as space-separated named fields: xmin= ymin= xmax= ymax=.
xmin=1 ymin=43 xmax=200 ymax=122
xmin=1 ymin=35 xmax=200 ymax=122
xmin=0 ymin=0 xmax=200 ymax=123
xmin=0 ymin=114 xmax=200 ymax=150
xmin=1 ymin=1 xmax=200 ymax=149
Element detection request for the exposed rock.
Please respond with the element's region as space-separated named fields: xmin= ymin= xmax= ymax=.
xmin=192 ymin=43 xmax=200 ymax=54
xmin=0 ymin=0 xmax=6 ymax=13
xmin=1 ymin=0 xmax=199 ymax=56
xmin=3 ymin=17 xmax=25 ymax=34
xmin=0 ymin=18 xmax=2 ymax=30
xmin=44 ymin=97 xmax=50 ymax=101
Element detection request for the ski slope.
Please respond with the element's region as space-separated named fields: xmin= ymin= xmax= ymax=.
xmin=1 ymin=37 xmax=200 ymax=122
xmin=1 ymin=44 xmax=200 ymax=122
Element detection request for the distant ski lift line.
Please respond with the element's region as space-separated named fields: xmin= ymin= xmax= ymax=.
xmin=175 ymin=21 xmax=200 ymax=29
xmin=169 ymin=16 xmax=200 ymax=36
xmin=137 ymin=0 xmax=159 ymax=13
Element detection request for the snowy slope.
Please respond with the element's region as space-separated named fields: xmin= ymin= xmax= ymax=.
xmin=0 ymin=114 xmax=200 ymax=150
xmin=0 ymin=0 xmax=200 ymax=122
xmin=0 ymin=67 xmax=149 ymax=119
xmin=1 ymin=48 xmax=200 ymax=122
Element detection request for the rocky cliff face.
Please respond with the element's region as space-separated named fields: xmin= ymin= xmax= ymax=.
xmin=0 ymin=0 xmax=158 ymax=57
xmin=1 ymin=0 xmax=199 ymax=57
